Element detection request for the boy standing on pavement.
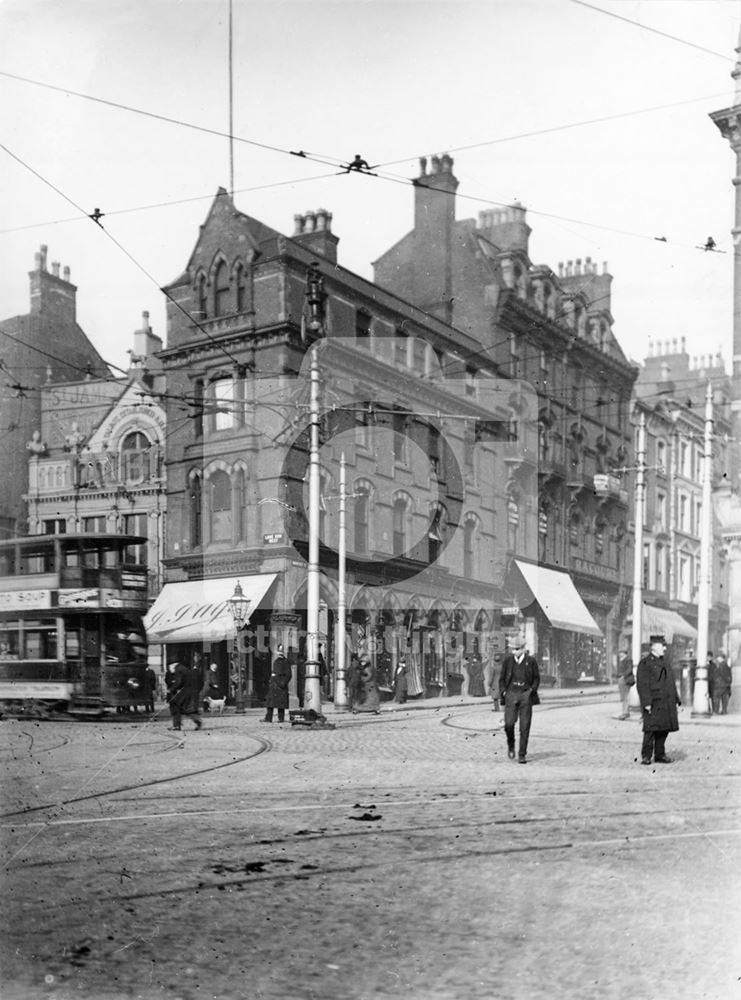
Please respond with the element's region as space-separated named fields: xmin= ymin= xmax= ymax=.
xmin=499 ymin=637 xmax=540 ymax=764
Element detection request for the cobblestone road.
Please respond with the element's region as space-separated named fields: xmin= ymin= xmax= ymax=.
xmin=1 ymin=694 xmax=740 ymax=1000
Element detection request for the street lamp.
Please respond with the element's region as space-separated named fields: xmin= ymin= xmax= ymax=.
xmin=227 ymin=580 xmax=250 ymax=713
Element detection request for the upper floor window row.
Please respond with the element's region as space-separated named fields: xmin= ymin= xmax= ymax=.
xmin=194 ymin=258 xmax=251 ymax=321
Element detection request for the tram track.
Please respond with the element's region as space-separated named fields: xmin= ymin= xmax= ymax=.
xmin=0 ymin=733 xmax=272 ymax=820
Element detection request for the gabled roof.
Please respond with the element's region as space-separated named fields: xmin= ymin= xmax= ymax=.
xmin=165 ymin=187 xmax=283 ymax=287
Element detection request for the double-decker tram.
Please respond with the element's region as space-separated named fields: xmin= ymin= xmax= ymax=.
xmin=0 ymin=533 xmax=150 ymax=718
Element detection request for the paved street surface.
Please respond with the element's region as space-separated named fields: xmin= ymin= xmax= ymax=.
xmin=1 ymin=690 xmax=740 ymax=1000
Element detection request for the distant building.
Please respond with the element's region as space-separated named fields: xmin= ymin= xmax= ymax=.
xmin=23 ymin=312 xmax=167 ymax=601
xmin=631 ymin=339 xmax=731 ymax=659
xmin=373 ymin=156 xmax=638 ymax=683
xmin=710 ymin=31 xmax=741 ymax=686
xmin=0 ymin=246 xmax=109 ymax=537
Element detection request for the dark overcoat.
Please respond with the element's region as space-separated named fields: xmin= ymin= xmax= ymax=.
xmin=266 ymin=654 xmax=291 ymax=710
xmin=636 ymin=652 xmax=680 ymax=732
xmin=498 ymin=653 xmax=540 ymax=700
xmin=169 ymin=663 xmax=203 ymax=713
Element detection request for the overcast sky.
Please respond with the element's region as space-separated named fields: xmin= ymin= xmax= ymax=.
xmin=1 ymin=0 xmax=739 ymax=380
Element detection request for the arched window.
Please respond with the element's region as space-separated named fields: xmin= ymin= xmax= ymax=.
xmin=209 ymin=470 xmax=232 ymax=542
xmin=190 ymin=474 xmax=202 ymax=549
xmin=656 ymin=439 xmax=666 ymax=473
xmin=354 ymin=486 xmax=369 ymax=555
xmin=393 ymin=496 xmax=409 ymax=555
xmin=234 ymin=467 xmax=246 ymax=542
xmin=428 ymin=504 xmax=447 ymax=565
xmin=196 ymin=273 xmax=208 ymax=317
xmin=213 ymin=260 xmax=230 ymax=317
xmin=121 ymin=431 xmax=150 ymax=484
xmin=463 ymin=518 xmax=478 ymax=579
xmin=235 ymin=264 xmax=246 ymax=313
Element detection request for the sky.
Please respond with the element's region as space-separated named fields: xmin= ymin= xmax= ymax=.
xmin=0 ymin=0 xmax=739 ymax=380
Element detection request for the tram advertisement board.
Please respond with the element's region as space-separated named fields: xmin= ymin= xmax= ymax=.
xmin=0 ymin=590 xmax=52 ymax=610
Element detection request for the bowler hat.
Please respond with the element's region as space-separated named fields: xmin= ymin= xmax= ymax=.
xmin=649 ymin=634 xmax=666 ymax=645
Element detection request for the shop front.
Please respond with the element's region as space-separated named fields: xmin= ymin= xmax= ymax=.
xmin=507 ymin=560 xmax=604 ymax=686
xmin=143 ymin=574 xmax=278 ymax=707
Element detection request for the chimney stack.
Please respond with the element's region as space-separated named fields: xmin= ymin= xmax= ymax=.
xmin=292 ymin=208 xmax=339 ymax=264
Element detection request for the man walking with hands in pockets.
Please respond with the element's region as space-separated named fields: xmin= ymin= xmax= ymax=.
xmin=499 ymin=636 xmax=540 ymax=764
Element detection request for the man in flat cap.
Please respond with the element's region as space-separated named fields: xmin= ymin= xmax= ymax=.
xmin=636 ymin=634 xmax=681 ymax=765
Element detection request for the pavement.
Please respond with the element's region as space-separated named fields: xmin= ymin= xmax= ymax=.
xmin=1 ymin=690 xmax=740 ymax=1000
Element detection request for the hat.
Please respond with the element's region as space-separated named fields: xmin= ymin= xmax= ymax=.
xmin=649 ymin=634 xmax=666 ymax=645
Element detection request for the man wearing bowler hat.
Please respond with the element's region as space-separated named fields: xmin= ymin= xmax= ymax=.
xmin=636 ymin=634 xmax=681 ymax=765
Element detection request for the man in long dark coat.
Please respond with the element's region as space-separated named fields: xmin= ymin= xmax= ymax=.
xmin=263 ymin=645 xmax=291 ymax=723
xmin=636 ymin=635 xmax=680 ymax=764
xmin=167 ymin=660 xmax=203 ymax=731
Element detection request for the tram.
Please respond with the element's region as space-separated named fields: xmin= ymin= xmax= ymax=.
xmin=0 ymin=533 xmax=150 ymax=717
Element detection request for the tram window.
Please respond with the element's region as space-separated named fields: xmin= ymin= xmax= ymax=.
xmin=103 ymin=547 xmax=119 ymax=569
xmin=65 ymin=631 xmax=80 ymax=658
xmin=0 ymin=628 xmax=20 ymax=659
xmin=81 ymin=545 xmax=101 ymax=568
xmin=22 ymin=620 xmax=58 ymax=660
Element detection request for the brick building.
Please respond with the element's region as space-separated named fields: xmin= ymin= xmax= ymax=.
xmin=146 ymin=188 xmax=557 ymax=704
xmin=0 ymin=246 xmax=109 ymax=537
xmin=373 ymin=156 xmax=638 ymax=682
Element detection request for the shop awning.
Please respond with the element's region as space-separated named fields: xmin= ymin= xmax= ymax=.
xmin=631 ymin=603 xmax=697 ymax=643
xmin=512 ymin=561 xmax=603 ymax=637
xmin=143 ymin=574 xmax=278 ymax=643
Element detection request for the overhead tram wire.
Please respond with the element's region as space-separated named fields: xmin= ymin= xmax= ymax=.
xmin=1 ymin=68 xmax=731 ymax=257
xmin=0 ymin=141 xmax=248 ymax=372
xmin=0 ymin=170 xmax=343 ymax=237
xmin=569 ymin=0 xmax=733 ymax=62
xmin=374 ymin=90 xmax=732 ymax=168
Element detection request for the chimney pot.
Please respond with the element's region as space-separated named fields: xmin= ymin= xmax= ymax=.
xmin=419 ymin=156 xmax=427 ymax=176
xmin=51 ymin=262 xmax=60 ymax=277
xmin=63 ymin=266 xmax=70 ymax=282
xmin=40 ymin=245 xmax=48 ymax=270
xmin=293 ymin=213 xmax=304 ymax=235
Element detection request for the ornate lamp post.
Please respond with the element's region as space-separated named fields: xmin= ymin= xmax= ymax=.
xmin=227 ymin=580 xmax=250 ymax=713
